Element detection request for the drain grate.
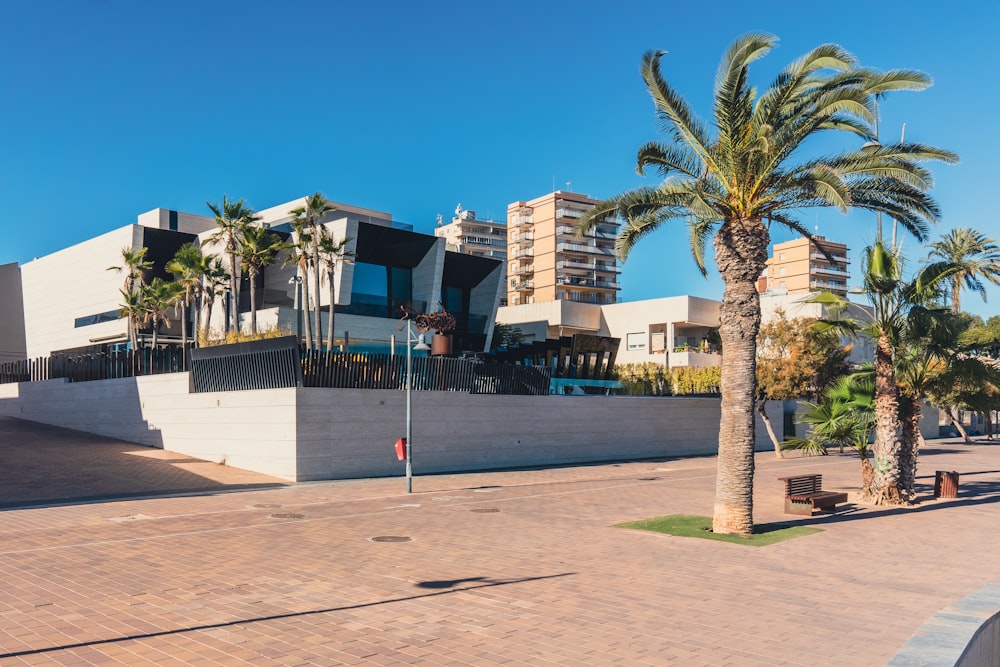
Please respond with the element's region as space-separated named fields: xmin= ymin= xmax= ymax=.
xmin=470 ymin=508 xmax=501 ymax=513
xmin=370 ymin=535 xmax=412 ymax=543
xmin=252 ymin=503 xmax=283 ymax=509
xmin=638 ymin=477 xmax=660 ymax=481
xmin=269 ymin=513 xmax=305 ymax=520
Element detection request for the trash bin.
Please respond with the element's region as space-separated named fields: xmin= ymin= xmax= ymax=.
xmin=934 ymin=470 xmax=959 ymax=498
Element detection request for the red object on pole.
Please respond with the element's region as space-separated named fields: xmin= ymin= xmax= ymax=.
xmin=394 ymin=438 xmax=407 ymax=462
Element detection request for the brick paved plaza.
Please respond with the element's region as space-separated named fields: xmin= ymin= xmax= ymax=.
xmin=0 ymin=416 xmax=998 ymax=666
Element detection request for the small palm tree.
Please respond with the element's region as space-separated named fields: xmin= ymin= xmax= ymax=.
xmin=290 ymin=193 xmax=336 ymax=350
xmin=206 ymin=196 xmax=260 ymax=333
xmin=166 ymin=243 xmax=205 ymax=351
xmin=108 ymin=246 xmax=152 ymax=294
xmin=116 ymin=289 xmax=144 ymax=350
xmin=140 ymin=278 xmax=184 ymax=348
xmin=239 ymin=226 xmax=288 ymax=334
xmin=317 ymin=228 xmax=353 ymax=351
xmin=199 ymin=257 xmax=229 ymax=344
xmin=926 ymin=228 xmax=1000 ymax=314
xmin=577 ymin=34 xmax=956 ymax=533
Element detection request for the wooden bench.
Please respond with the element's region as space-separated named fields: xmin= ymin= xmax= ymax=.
xmin=778 ymin=474 xmax=848 ymax=516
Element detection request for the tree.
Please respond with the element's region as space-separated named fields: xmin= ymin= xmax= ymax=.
xmin=140 ymin=278 xmax=183 ymax=348
xmin=116 ymin=289 xmax=143 ymax=350
xmin=577 ymin=34 xmax=955 ymax=534
xmin=283 ymin=221 xmax=315 ymax=351
xmin=239 ymin=226 xmax=288 ymax=335
xmin=199 ymin=257 xmax=229 ymax=343
xmin=926 ymin=228 xmax=1000 ymax=314
xmin=756 ymin=309 xmax=849 ymax=458
xmin=107 ymin=246 xmax=152 ymax=295
xmin=166 ymin=243 xmax=205 ymax=351
xmin=815 ymin=242 xmax=958 ymax=503
xmin=206 ymin=196 xmax=259 ymax=333
xmin=317 ymin=227 xmax=353 ymax=351
xmin=290 ymin=193 xmax=336 ymax=350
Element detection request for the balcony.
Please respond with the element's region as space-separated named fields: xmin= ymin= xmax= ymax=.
xmin=555 ymin=207 xmax=586 ymax=220
xmin=811 ymin=264 xmax=849 ymax=277
xmin=555 ymin=224 xmax=617 ymax=240
xmin=557 ymin=259 xmax=596 ymax=271
xmin=511 ymin=215 xmax=533 ymax=228
xmin=557 ymin=242 xmax=615 ymax=256
xmin=514 ymin=265 xmax=534 ymax=276
xmin=556 ymin=276 xmax=620 ymax=290
xmin=810 ymin=252 xmax=849 ymax=263
xmin=513 ymin=280 xmax=534 ymax=292
xmin=511 ymin=232 xmax=534 ymax=243
xmin=512 ymin=248 xmax=534 ymax=259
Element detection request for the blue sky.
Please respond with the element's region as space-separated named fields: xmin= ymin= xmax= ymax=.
xmin=1 ymin=1 xmax=997 ymax=316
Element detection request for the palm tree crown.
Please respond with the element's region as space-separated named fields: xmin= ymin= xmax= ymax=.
xmin=578 ymin=33 xmax=957 ymax=534
xmin=206 ymin=196 xmax=260 ymax=332
xmin=926 ymin=228 xmax=1000 ymax=313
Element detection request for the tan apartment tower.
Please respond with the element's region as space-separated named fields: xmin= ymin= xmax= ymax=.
xmin=506 ymin=191 xmax=620 ymax=306
xmin=762 ymin=236 xmax=850 ymax=296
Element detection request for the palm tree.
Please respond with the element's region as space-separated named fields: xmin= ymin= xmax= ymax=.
xmin=926 ymin=228 xmax=1000 ymax=313
xmin=116 ymin=289 xmax=144 ymax=350
xmin=317 ymin=228 xmax=353 ymax=351
xmin=239 ymin=226 xmax=288 ymax=335
xmin=140 ymin=278 xmax=183 ymax=348
xmin=577 ymin=34 xmax=956 ymax=534
xmin=108 ymin=246 xmax=152 ymax=295
xmin=290 ymin=193 xmax=336 ymax=350
xmin=283 ymin=221 xmax=315 ymax=351
xmin=199 ymin=257 xmax=229 ymax=344
xmin=166 ymin=243 xmax=205 ymax=352
xmin=206 ymin=196 xmax=260 ymax=333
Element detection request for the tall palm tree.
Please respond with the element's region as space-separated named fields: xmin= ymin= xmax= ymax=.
xmin=578 ymin=34 xmax=956 ymax=534
xmin=239 ymin=226 xmax=288 ymax=335
xmin=290 ymin=193 xmax=336 ymax=350
xmin=317 ymin=228 xmax=353 ymax=351
xmin=166 ymin=243 xmax=205 ymax=352
xmin=926 ymin=228 xmax=1000 ymax=313
xmin=140 ymin=278 xmax=183 ymax=348
xmin=283 ymin=221 xmax=315 ymax=350
xmin=206 ymin=196 xmax=260 ymax=333
xmin=199 ymin=257 xmax=229 ymax=344
xmin=108 ymin=246 xmax=152 ymax=295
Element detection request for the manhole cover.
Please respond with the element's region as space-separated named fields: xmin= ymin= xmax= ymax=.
xmin=470 ymin=508 xmax=501 ymax=513
xmin=370 ymin=535 xmax=412 ymax=543
xmin=252 ymin=503 xmax=283 ymax=509
xmin=269 ymin=513 xmax=305 ymax=520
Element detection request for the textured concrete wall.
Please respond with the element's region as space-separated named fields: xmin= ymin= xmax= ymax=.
xmin=0 ymin=375 xmax=781 ymax=482
xmin=0 ymin=375 xmax=299 ymax=480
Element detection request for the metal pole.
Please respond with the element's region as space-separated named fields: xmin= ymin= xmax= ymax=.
xmin=405 ymin=322 xmax=413 ymax=493
xmin=296 ymin=279 xmax=304 ymax=345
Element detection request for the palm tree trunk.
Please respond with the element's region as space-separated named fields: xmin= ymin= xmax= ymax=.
xmin=871 ymin=333 xmax=903 ymax=504
xmin=301 ymin=268 xmax=314 ymax=351
xmin=951 ymin=281 xmax=961 ymax=315
xmin=229 ymin=249 xmax=239 ymax=333
xmin=203 ymin=296 xmax=215 ymax=343
xmin=312 ymin=237 xmax=322 ymax=350
xmin=944 ymin=406 xmax=971 ymax=443
xmin=755 ymin=398 xmax=783 ymax=459
xmin=248 ymin=268 xmax=258 ymax=334
xmin=711 ymin=221 xmax=768 ymax=536
xmin=327 ymin=268 xmax=336 ymax=352
xmin=898 ymin=398 xmax=921 ymax=502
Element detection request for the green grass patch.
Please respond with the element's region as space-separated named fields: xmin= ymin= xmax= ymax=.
xmin=616 ymin=514 xmax=822 ymax=546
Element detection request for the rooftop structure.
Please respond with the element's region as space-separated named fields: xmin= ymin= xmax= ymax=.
xmin=761 ymin=235 xmax=851 ymax=296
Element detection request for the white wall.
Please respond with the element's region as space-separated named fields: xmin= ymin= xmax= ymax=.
xmin=0 ymin=375 xmax=781 ymax=482
xmin=21 ymin=225 xmax=138 ymax=358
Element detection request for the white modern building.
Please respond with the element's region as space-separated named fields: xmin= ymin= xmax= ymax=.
xmin=0 ymin=196 xmax=504 ymax=360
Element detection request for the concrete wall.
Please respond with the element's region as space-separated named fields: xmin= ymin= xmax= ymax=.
xmin=0 ymin=374 xmax=781 ymax=482
xmin=0 ymin=262 xmax=26 ymax=363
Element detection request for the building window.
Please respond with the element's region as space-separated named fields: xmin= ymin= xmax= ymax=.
xmin=779 ymin=252 xmax=785 ymax=261
xmin=779 ymin=267 xmax=786 ymax=276
xmin=74 ymin=310 xmax=122 ymax=328
xmin=626 ymin=332 xmax=647 ymax=351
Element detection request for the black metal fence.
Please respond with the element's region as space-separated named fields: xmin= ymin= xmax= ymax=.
xmin=0 ymin=348 xmax=186 ymax=384
xmin=3 ymin=337 xmax=550 ymax=396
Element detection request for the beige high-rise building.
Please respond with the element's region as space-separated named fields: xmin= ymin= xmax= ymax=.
xmin=434 ymin=205 xmax=508 ymax=306
xmin=762 ymin=236 xmax=850 ymax=296
xmin=506 ymin=191 xmax=620 ymax=306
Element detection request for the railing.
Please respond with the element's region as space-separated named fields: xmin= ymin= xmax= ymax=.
xmin=556 ymin=242 xmax=614 ymax=256
xmin=0 ymin=348 xmax=188 ymax=384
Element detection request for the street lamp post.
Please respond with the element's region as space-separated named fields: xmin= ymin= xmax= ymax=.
xmin=405 ymin=321 xmax=430 ymax=493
